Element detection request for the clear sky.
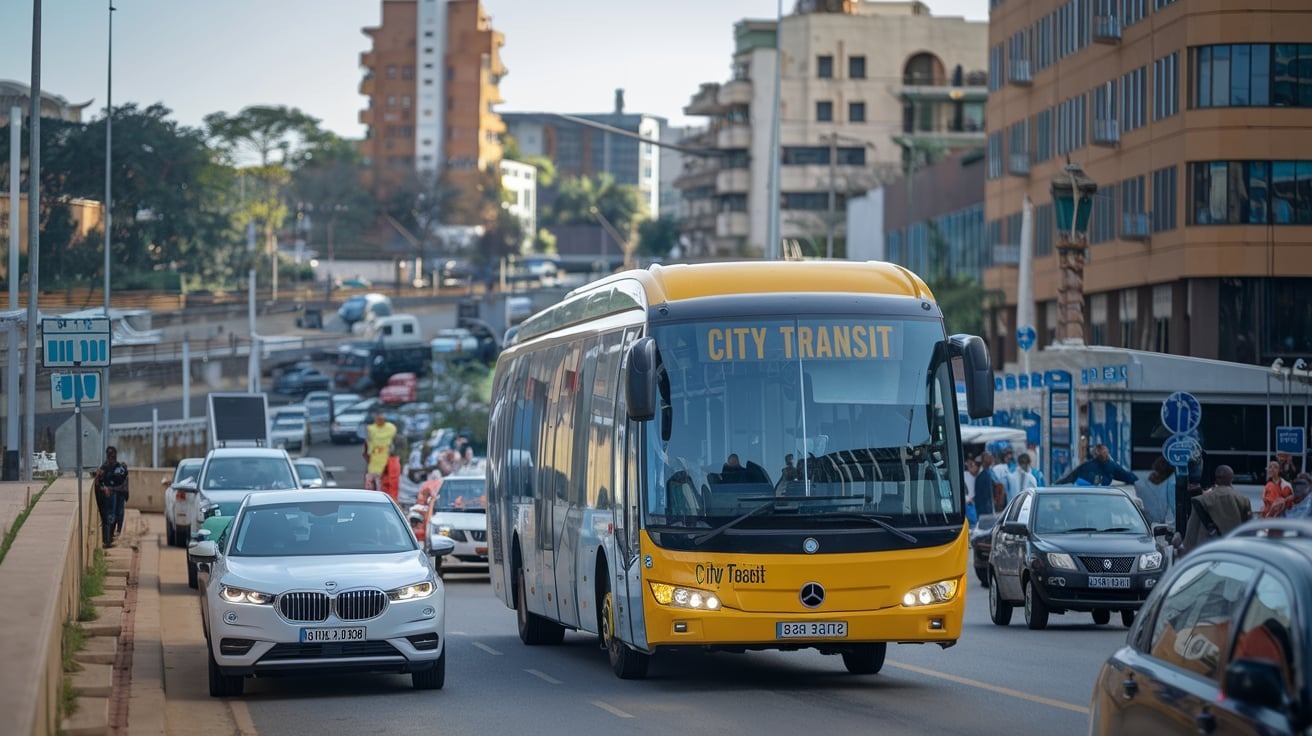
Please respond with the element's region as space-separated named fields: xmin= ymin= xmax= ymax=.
xmin=0 ymin=0 xmax=987 ymax=138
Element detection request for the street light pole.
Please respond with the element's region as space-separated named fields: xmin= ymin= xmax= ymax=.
xmin=825 ymin=132 xmax=837 ymax=259
xmin=102 ymin=0 xmax=115 ymax=456
xmin=765 ymin=0 xmax=783 ymax=260
xmin=1051 ymin=162 xmax=1098 ymax=345
xmin=24 ymin=0 xmax=43 ymax=482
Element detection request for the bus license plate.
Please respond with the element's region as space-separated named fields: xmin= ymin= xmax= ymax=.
xmin=776 ymin=621 xmax=847 ymax=639
xmin=301 ymin=626 xmax=366 ymax=643
xmin=1088 ymin=576 xmax=1130 ymax=589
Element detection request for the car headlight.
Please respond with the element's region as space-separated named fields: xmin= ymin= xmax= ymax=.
xmin=902 ymin=579 xmax=959 ymax=607
xmin=1138 ymin=551 xmax=1163 ymax=571
xmin=219 ymin=585 xmax=274 ymax=605
xmin=649 ymin=582 xmax=721 ymax=611
xmin=436 ymin=525 xmax=453 ymax=537
xmin=388 ymin=580 xmax=436 ymax=601
xmin=1046 ymin=552 xmax=1077 ymax=570
xmin=200 ymin=503 xmax=222 ymax=520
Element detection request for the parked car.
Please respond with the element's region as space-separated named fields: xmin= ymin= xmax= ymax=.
xmin=379 ymin=372 xmax=419 ymax=405
xmin=986 ymin=486 xmax=1171 ymax=630
xmin=438 ymin=259 xmax=474 ymax=287
xmin=329 ymin=392 xmax=362 ymax=423
xmin=272 ymin=367 xmax=331 ymax=398
xmin=332 ymin=398 xmax=380 ymax=444
xmin=181 ymin=448 xmax=300 ymax=589
xmin=304 ymin=391 xmax=333 ymax=443
xmin=423 ymin=472 xmax=489 ymax=575
xmin=337 ymin=292 xmax=392 ymax=328
xmin=506 ymin=296 xmax=533 ymax=325
xmin=1090 ymin=518 xmax=1312 ymax=735
xmin=399 ymin=402 xmax=433 ymax=442
xmin=188 ymin=489 xmax=455 ymax=696
xmin=163 ymin=457 xmax=203 ymax=548
xmin=292 ymin=457 xmax=336 ymax=489
xmin=270 ymin=406 xmax=310 ymax=454
xmin=970 ymin=512 xmax=1001 ymax=587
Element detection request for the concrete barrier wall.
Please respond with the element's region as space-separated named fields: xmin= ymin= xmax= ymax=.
xmin=127 ymin=469 xmax=173 ymax=514
xmin=0 ymin=478 xmax=100 ymax=736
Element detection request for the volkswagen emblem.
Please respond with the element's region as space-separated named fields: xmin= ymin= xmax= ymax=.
xmin=1102 ymin=559 xmax=1112 ymax=571
xmin=325 ymin=581 xmax=338 ymax=591
xmin=803 ymin=537 xmax=820 ymax=554
xmin=800 ymin=582 xmax=825 ymax=609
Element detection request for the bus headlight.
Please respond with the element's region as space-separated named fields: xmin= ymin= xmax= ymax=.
xmin=901 ymin=579 xmax=958 ymax=607
xmin=649 ymin=582 xmax=721 ymax=611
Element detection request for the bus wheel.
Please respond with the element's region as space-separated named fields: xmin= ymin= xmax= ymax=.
xmin=842 ymin=643 xmax=887 ymax=675
xmin=601 ymin=584 xmax=650 ymax=680
xmin=515 ymin=565 xmax=564 ymax=646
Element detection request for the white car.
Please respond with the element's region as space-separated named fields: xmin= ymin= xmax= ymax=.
xmin=425 ymin=472 xmax=488 ymax=574
xmin=163 ymin=458 xmax=203 ymax=548
xmin=182 ymin=448 xmax=301 ymax=589
xmin=270 ymin=406 xmax=310 ymax=454
xmin=189 ymin=490 xmax=455 ymax=696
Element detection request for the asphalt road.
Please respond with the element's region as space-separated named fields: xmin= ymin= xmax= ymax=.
xmin=155 ymin=537 xmax=1130 ymax=736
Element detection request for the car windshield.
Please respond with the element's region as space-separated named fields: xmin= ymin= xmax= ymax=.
xmin=347 ymin=399 xmax=376 ymax=413
xmin=273 ymin=416 xmax=304 ymax=429
xmin=230 ymin=501 xmax=416 ymax=556
xmin=295 ymin=463 xmax=323 ymax=481
xmin=203 ymin=457 xmax=298 ymax=491
xmin=434 ymin=477 xmax=487 ymax=511
xmin=1032 ymin=493 xmax=1148 ymax=535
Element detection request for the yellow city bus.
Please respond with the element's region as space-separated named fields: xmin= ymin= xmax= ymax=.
xmin=484 ymin=261 xmax=993 ymax=679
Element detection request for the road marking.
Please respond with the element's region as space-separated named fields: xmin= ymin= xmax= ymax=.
xmin=525 ymin=668 xmax=563 ymax=685
xmin=473 ymin=641 xmax=502 ymax=656
xmin=887 ymin=660 xmax=1090 ymax=715
xmin=592 ymin=700 xmax=635 ymax=719
xmin=229 ymin=699 xmax=259 ymax=735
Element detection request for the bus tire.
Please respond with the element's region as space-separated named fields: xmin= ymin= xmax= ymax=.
xmin=841 ymin=643 xmax=887 ymax=675
xmin=515 ymin=565 xmax=564 ymax=645
xmin=601 ymin=582 xmax=650 ymax=680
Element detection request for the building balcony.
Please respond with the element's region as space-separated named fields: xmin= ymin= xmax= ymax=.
xmin=1007 ymin=60 xmax=1033 ymax=87
xmin=718 ymin=79 xmax=753 ymax=107
xmin=1092 ymin=119 xmax=1120 ymax=146
xmin=360 ymin=51 xmax=376 ymax=68
xmin=674 ymin=167 xmax=719 ymax=191
xmin=1009 ymin=152 xmax=1031 ymax=176
xmin=893 ymin=129 xmax=987 ymax=152
xmin=716 ymin=211 xmax=750 ymax=238
xmin=1093 ymin=15 xmax=1122 ymax=43
xmin=1122 ymin=212 xmax=1150 ymax=240
xmin=358 ymin=109 xmax=373 ymax=126
xmin=717 ymin=124 xmax=751 ymax=149
xmin=360 ymin=76 xmax=375 ymax=96
xmin=898 ymin=84 xmax=988 ymax=104
xmin=716 ymin=168 xmax=750 ymax=193
xmin=685 ymin=83 xmax=725 ymax=116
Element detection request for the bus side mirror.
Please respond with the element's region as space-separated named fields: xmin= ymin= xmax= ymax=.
xmin=950 ymin=334 xmax=994 ymax=420
xmin=626 ymin=337 xmax=658 ymax=422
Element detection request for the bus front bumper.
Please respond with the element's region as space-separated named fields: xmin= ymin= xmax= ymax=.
xmin=644 ymin=602 xmax=963 ymax=650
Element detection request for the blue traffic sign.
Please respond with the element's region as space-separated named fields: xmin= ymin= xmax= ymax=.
xmin=1163 ymin=433 xmax=1202 ymax=469
xmin=1161 ymin=391 xmax=1202 ymax=434
xmin=1017 ymin=325 xmax=1037 ymax=352
xmin=42 ymin=317 xmax=111 ymax=368
xmin=1277 ymin=426 xmax=1306 ymax=455
xmin=51 ymin=372 xmax=101 ymax=409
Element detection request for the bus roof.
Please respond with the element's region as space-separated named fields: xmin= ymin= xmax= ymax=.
xmin=574 ymin=261 xmax=935 ymax=305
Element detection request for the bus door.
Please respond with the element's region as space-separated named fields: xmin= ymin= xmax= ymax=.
xmin=612 ymin=329 xmax=649 ymax=650
xmin=533 ymin=344 xmax=565 ymax=622
xmin=551 ymin=341 xmax=587 ymax=629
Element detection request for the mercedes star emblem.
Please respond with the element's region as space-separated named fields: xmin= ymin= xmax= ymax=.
xmin=800 ymin=582 xmax=825 ymax=608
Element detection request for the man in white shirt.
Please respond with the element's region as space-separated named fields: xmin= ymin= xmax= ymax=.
xmin=1012 ymin=453 xmax=1040 ymax=495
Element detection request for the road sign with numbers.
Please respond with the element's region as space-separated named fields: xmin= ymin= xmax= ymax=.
xmin=42 ymin=317 xmax=111 ymax=368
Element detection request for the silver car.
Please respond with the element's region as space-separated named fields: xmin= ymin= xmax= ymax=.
xmin=188 ymin=489 xmax=455 ymax=696
xmin=163 ymin=458 xmax=203 ymax=548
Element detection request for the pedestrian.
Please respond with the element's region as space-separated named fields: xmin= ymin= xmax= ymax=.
xmin=1275 ymin=473 xmax=1312 ymax=519
xmin=1055 ymin=444 xmax=1139 ymax=486
xmin=1262 ymin=460 xmax=1293 ymax=518
xmin=1135 ymin=456 xmax=1176 ymax=529
xmin=1181 ymin=465 xmax=1252 ymax=554
xmin=963 ymin=455 xmax=980 ymax=523
xmin=974 ymin=452 xmax=1001 ymax=515
xmin=381 ymin=443 xmax=402 ymax=505
xmin=1011 ymin=453 xmax=1040 ymax=496
xmin=1277 ymin=453 xmax=1298 ymax=483
xmin=363 ymin=410 xmax=398 ymax=491
xmin=94 ymin=446 xmax=130 ymax=548
xmin=997 ymin=448 xmax=1019 ymax=504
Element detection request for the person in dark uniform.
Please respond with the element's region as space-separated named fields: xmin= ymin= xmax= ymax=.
xmin=94 ymin=446 xmax=130 ymax=547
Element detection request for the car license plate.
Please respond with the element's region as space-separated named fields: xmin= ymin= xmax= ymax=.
xmin=1088 ymin=576 xmax=1131 ymax=589
xmin=300 ymin=626 xmax=366 ymax=643
xmin=776 ymin=621 xmax=848 ymax=639
xmin=475 ymin=546 xmax=488 ymax=555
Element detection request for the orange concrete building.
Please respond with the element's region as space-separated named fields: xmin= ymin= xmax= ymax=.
xmin=359 ymin=0 xmax=506 ymax=225
xmin=983 ymin=0 xmax=1312 ymax=369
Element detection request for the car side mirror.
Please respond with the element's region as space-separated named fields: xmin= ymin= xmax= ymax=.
xmin=160 ymin=477 xmax=171 ymax=488
xmin=1224 ymin=658 xmax=1287 ymax=712
xmin=429 ymin=535 xmax=456 ymax=558
xmin=174 ymin=478 xmax=198 ymax=492
xmin=1001 ymin=521 xmax=1028 ymax=536
xmin=1152 ymin=524 xmax=1172 ymax=538
xmin=189 ymin=540 xmax=219 ymax=564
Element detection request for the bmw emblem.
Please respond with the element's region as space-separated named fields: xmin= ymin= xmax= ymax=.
xmin=224 ymin=611 xmax=238 ymax=624
xmin=325 ymin=581 xmax=338 ymax=591
xmin=803 ymin=537 xmax=820 ymax=554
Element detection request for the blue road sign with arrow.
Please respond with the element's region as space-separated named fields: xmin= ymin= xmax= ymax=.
xmin=1017 ymin=325 xmax=1037 ymax=352
xmin=1161 ymin=391 xmax=1202 ymax=435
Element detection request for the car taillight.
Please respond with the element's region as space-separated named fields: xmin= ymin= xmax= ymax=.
xmin=176 ymin=491 xmax=187 ymax=501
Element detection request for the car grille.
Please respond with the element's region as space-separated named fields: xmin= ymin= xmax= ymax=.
xmin=261 ymin=641 xmax=399 ymax=660
xmin=469 ymin=530 xmax=486 ymax=542
xmin=1078 ymin=556 xmax=1136 ymax=574
xmin=279 ymin=592 xmax=331 ymax=623
xmin=335 ymin=589 xmax=387 ymax=621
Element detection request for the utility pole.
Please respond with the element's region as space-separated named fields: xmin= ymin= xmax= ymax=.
xmin=825 ymin=132 xmax=837 ymax=260
xmin=102 ymin=0 xmax=115 ymax=455
xmin=7 ymin=108 xmax=20 ymax=481
xmin=766 ymin=0 xmax=784 ymax=260
xmin=24 ymin=0 xmax=43 ymax=481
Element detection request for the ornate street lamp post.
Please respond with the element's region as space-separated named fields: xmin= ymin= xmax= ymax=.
xmin=1050 ymin=162 xmax=1098 ymax=345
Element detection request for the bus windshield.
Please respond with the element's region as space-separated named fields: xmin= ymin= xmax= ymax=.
xmin=645 ymin=316 xmax=961 ymax=539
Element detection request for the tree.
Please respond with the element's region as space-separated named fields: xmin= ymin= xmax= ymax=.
xmin=292 ymin=134 xmax=373 ymax=278
xmin=923 ymin=222 xmax=997 ymax=336
xmin=543 ymin=174 xmax=645 ymax=236
xmin=637 ymin=215 xmax=680 ymax=259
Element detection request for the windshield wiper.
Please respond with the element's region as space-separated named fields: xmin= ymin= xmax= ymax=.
xmin=1061 ymin=527 xmax=1099 ymax=533
xmin=692 ymin=500 xmax=780 ymax=546
xmin=810 ymin=513 xmax=918 ymax=544
xmin=1097 ymin=527 xmax=1134 ymax=533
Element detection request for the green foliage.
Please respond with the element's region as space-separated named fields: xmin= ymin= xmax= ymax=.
xmin=429 ymin=364 xmax=492 ymax=453
xmin=293 ymin=134 xmax=374 ymax=255
xmin=0 ymin=478 xmax=51 ymax=565
xmin=637 ymin=215 xmax=681 ymax=258
xmin=203 ymin=105 xmax=325 ymax=167
xmin=532 ymin=228 xmax=557 ymax=255
xmin=922 ymin=222 xmax=996 ymax=336
xmin=80 ymin=547 xmax=107 ymax=622
xmin=541 ymin=174 xmax=645 ymax=236
xmin=62 ymin=622 xmax=86 ymax=674
xmin=481 ymin=200 xmax=526 ymax=261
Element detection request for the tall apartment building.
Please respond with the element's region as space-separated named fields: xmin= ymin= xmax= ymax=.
xmin=359 ymin=0 xmax=506 ymax=225
xmin=983 ymin=0 xmax=1312 ymax=368
xmin=675 ymin=2 xmax=986 ymax=258
xmin=502 ymin=98 xmax=665 ymax=217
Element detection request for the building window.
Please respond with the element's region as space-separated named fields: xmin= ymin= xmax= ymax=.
xmin=1091 ymin=181 xmax=1119 ymax=244
xmin=1121 ymin=66 xmax=1147 ymax=132
xmin=848 ymin=101 xmax=866 ymax=123
xmin=1056 ymin=94 xmax=1086 ymax=154
xmin=1035 ymin=13 xmax=1055 ymax=72
xmin=1090 ymin=293 xmax=1108 ymax=346
xmin=987 ymin=131 xmax=1004 ymax=180
xmin=817 ymin=55 xmax=833 ymax=78
xmin=1192 ymin=44 xmax=1312 ymax=108
xmin=386 ymin=65 xmax=397 ymax=79
xmin=446 ymin=66 xmax=455 ymax=81
xmin=816 ymin=101 xmax=833 ymax=122
xmin=782 ymin=192 xmax=843 ymax=210
xmin=989 ymin=44 xmax=1005 ymax=92
xmin=1008 ymin=120 xmax=1030 ymax=175
xmin=1122 ymin=175 xmax=1146 ymax=236
xmin=1152 ymin=284 xmax=1171 ymax=353
xmin=1152 ymin=166 xmax=1177 ymax=232
xmin=1008 ymin=28 xmax=1033 ymax=84
xmin=1274 ymin=44 xmax=1312 ymax=107
xmin=1120 ymin=290 xmax=1139 ymax=349
xmin=1153 ymin=52 xmax=1179 ymax=119
xmin=1191 ymin=160 xmax=1312 ymax=225
xmin=424 ymin=30 xmax=434 ymax=38
xmin=1035 ymin=203 xmax=1054 ymax=257
xmin=1092 ymin=80 xmax=1119 ymax=143
xmin=781 ymin=146 xmax=865 ymax=165
xmin=1122 ymin=0 xmax=1146 ymax=26
xmin=1034 ymin=108 xmax=1053 ymax=163
xmin=402 ymin=66 xmax=415 ymax=80
xmin=1154 ymin=0 xmax=1176 ymax=8
xmin=849 ymin=56 xmax=866 ymax=79
xmin=386 ymin=95 xmax=396 ymax=108
xmin=401 ymin=95 xmax=411 ymax=109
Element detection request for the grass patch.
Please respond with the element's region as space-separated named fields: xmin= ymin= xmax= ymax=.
xmin=0 ymin=478 xmax=55 ymax=565
xmin=60 ymin=674 xmax=79 ymax=720
xmin=62 ymin=622 xmax=86 ymax=674
xmin=79 ymin=548 xmax=108 ymax=622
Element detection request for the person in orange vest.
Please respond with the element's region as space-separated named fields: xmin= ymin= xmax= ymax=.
xmin=381 ymin=443 xmax=402 ymax=505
